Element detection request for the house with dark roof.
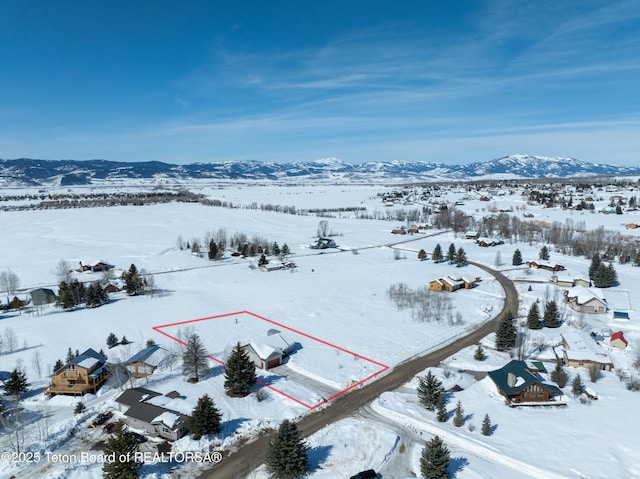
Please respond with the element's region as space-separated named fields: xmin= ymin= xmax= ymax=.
xmin=488 ymin=360 xmax=564 ymax=406
xmin=116 ymin=387 xmax=189 ymax=441
xmin=30 ymin=288 xmax=57 ymax=307
xmin=123 ymin=345 xmax=168 ymax=378
xmin=46 ymin=348 xmax=109 ymax=396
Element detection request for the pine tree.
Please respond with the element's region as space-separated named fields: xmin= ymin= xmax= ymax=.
xmin=282 ymin=243 xmax=290 ymax=256
xmin=481 ymin=414 xmax=493 ymax=436
xmin=495 ymin=316 xmax=517 ymax=351
xmin=526 ymin=303 xmax=542 ymax=330
xmin=432 ymin=244 xmax=443 ymax=263
xmin=436 ymin=394 xmax=448 ymax=422
xmin=258 ymin=254 xmax=269 ymax=267
xmin=208 ymin=240 xmax=219 ymax=260
xmin=70 ymin=279 xmax=86 ymax=306
xmin=265 ymin=419 xmax=309 ymax=479
xmin=182 ymin=334 xmax=210 ymax=383
xmin=107 ymin=332 xmax=119 ymax=349
xmin=593 ymin=262 xmax=618 ymax=287
xmin=446 ymin=243 xmax=456 ymax=264
xmin=53 ymin=359 xmax=63 ymax=373
xmin=3 ymin=368 xmax=29 ymax=401
xmin=588 ymin=253 xmax=601 ymax=280
xmin=539 ymin=245 xmax=549 ymax=261
xmin=474 ymin=344 xmax=485 ymax=361
xmin=65 ymin=347 xmax=75 ymax=364
xmin=417 ymin=370 xmax=444 ymax=411
xmin=86 ymin=281 xmax=108 ymax=308
xmin=543 ymin=300 xmax=561 ymax=328
xmin=57 ymin=281 xmax=76 ymax=310
xmin=572 ymin=374 xmax=583 ymax=397
xmin=418 ymin=249 xmax=427 ymax=260
xmin=189 ymin=394 xmax=222 ymax=440
xmin=454 ymin=247 xmax=467 ymax=266
xmin=512 ymin=248 xmax=523 ymax=266
xmin=122 ymin=263 xmax=143 ymax=296
xmin=121 ymin=336 xmax=130 ymax=345
xmin=102 ymin=422 xmax=142 ymax=479
xmin=224 ymin=342 xmax=257 ymax=396
xmin=273 ymin=242 xmax=281 ymax=256
xmin=551 ymin=361 xmax=568 ymax=388
xmin=74 ymin=401 xmax=86 ymax=414
xmin=420 ymin=435 xmax=450 ymax=479
xmin=452 ymin=400 xmax=464 ymax=427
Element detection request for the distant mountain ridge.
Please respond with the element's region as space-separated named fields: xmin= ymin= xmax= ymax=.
xmin=1 ymin=154 xmax=638 ymax=187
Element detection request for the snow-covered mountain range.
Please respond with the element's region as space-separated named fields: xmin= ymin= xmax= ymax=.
xmin=1 ymin=154 xmax=638 ymax=187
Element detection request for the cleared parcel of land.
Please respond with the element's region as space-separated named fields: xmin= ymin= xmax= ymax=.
xmin=1 ymin=182 xmax=639 ymax=478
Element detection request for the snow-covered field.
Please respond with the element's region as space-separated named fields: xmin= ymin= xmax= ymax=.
xmin=1 ymin=182 xmax=640 ymax=478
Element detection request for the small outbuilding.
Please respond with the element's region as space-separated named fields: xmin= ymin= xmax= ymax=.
xmin=609 ymin=331 xmax=628 ymax=350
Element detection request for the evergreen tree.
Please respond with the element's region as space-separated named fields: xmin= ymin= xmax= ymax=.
xmin=120 ymin=336 xmax=130 ymax=345
xmin=572 ymin=374 xmax=583 ymax=397
xmin=273 ymin=242 xmax=281 ymax=256
xmin=551 ymin=361 xmax=568 ymax=388
xmin=65 ymin=347 xmax=75 ymax=364
xmin=481 ymin=414 xmax=493 ymax=436
xmin=56 ymin=281 xmax=76 ymax=310
xmin=539 ymin=245 xmax=550 ymax=261
xmin=446 ymin=243 xmax=456 ymax=264
xmin=454 ymin=247 xmax=467 ymax=266
xmin=432 ymin=244 xmax=443 ymax=263
xmin=208 ymin=240 xmax=219 ymax=260
xmin=420 ymin=435 xmax=450 ymax=479
xmin=452 ymin=400 xmax=464 ymax=427
xmin=3 ymin=368 xmax=29 ymax=401
xmin=189 ymin=394 xmax=222 ymax=440
xmin=593 ymin=262 xmax=617 ymax=287
xmin=417 ymin=370 xmax=444 ymax=411
xmin=495 ymin=316 xmax=517 ymax=351
xmin=74 ymin=401 xmax=86 ymax=414
xmin=122 ymin=264 xmax=144 ymax=296
xmin=474 ymin=344 xmax=485 ymax=361
xmin=282 ymin=243 xmax=290 ymax=256
xmin=53 ymin=359 xmax=63 ymax=373
xmin=588 ymin=253 xmax=601 ymax=280
xmin=436 ymin=394 xmax=448 ymax=423
xmin=265 ymin=419 xmax=309 ymax=479
xmin=224 ymin=342 xmax=257 ymax=396
xmin=512 ymin=248 xmax=523 ymax=266
xmin=107 ymin=332 xmax=119 ymax=349
xmin=102 ymin=422 xmax=142 ymax=479
xmin=182 ymin=334 xmax=210 ymax=383
xmin=69 ymin=279 xmax=86 ymax=306
xmin=258 ymin=254 xmax=269 ymax=267
xmin=543 ymin=300 xmax=561 ymax=328
xmin=526 ymin=302 xmax=543 ymax=330
xmin=86 ymin=281 xmax=108 ymax=308
xmin=418 ymin=249 xmax=427 ymax=260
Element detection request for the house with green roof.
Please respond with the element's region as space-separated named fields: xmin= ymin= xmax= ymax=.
xmin=488 ymin=360 xmax=564 ymax=406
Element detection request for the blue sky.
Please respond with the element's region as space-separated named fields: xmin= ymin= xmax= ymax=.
xmin=1 ymin=1 xmax=639 ymax=165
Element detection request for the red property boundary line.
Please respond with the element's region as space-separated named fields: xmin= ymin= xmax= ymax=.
xmin=153 ymin=310 xmax=389 ymax=410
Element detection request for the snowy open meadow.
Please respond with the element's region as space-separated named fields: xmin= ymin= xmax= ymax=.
xmin=1 ymin=181 xmax=640 ymax=478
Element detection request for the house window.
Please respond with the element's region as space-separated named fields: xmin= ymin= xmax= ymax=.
xmin=522 ymin=392 xmax=527 ymax=398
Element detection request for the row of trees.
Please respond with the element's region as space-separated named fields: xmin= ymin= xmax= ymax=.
xmin=431 ymin=243 xmax=467 ymax=266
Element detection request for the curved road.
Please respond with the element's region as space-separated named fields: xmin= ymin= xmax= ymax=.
xmin=198 ymin=260 xmax=518 ymax=479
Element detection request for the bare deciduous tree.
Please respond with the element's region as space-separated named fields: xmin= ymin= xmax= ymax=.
xmin=56 ymin=258 xmax=73 ymax=284
xmin=0 ymin=269 xmax=20 ymax=295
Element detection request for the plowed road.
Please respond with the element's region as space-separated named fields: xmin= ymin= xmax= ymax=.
xmin=198 ymin=261 xmax=518 ymax=479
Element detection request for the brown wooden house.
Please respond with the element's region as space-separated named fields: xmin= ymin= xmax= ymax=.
xmin=46 ymin=348 xmax=109 ymax=396
xmin=488 ymin=360 xmax=563 ymax=406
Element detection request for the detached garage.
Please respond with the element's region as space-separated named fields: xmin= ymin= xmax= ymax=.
xmin=241 ymin=342 xmax=283 ymax=370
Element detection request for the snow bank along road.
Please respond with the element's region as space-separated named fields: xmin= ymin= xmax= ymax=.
xmin=198 ymin=260 xmax=518 ymax=478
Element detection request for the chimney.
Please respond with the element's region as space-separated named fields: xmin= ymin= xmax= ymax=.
xmin=507 ymin=372 xmax=516 ymax=388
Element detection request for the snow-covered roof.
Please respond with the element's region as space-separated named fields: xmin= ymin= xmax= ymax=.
xmin=152 ymin=411 xmax=180 ymax=428
xmin=246 ymin=341 xmax=282 ymax=360
xmin=566 ymin=286 xmax=606 ymax=305
xmin=561 ymin=330 xmax=610 ymax=362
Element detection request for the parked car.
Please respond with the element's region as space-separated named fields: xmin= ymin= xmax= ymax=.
xmin=103 ymin=422 xmax=116 ymax=434
xmin=350 ymin=470 xmax=377 ymax=479
xmin=89 ymin=411 xmax=113 ymax=428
